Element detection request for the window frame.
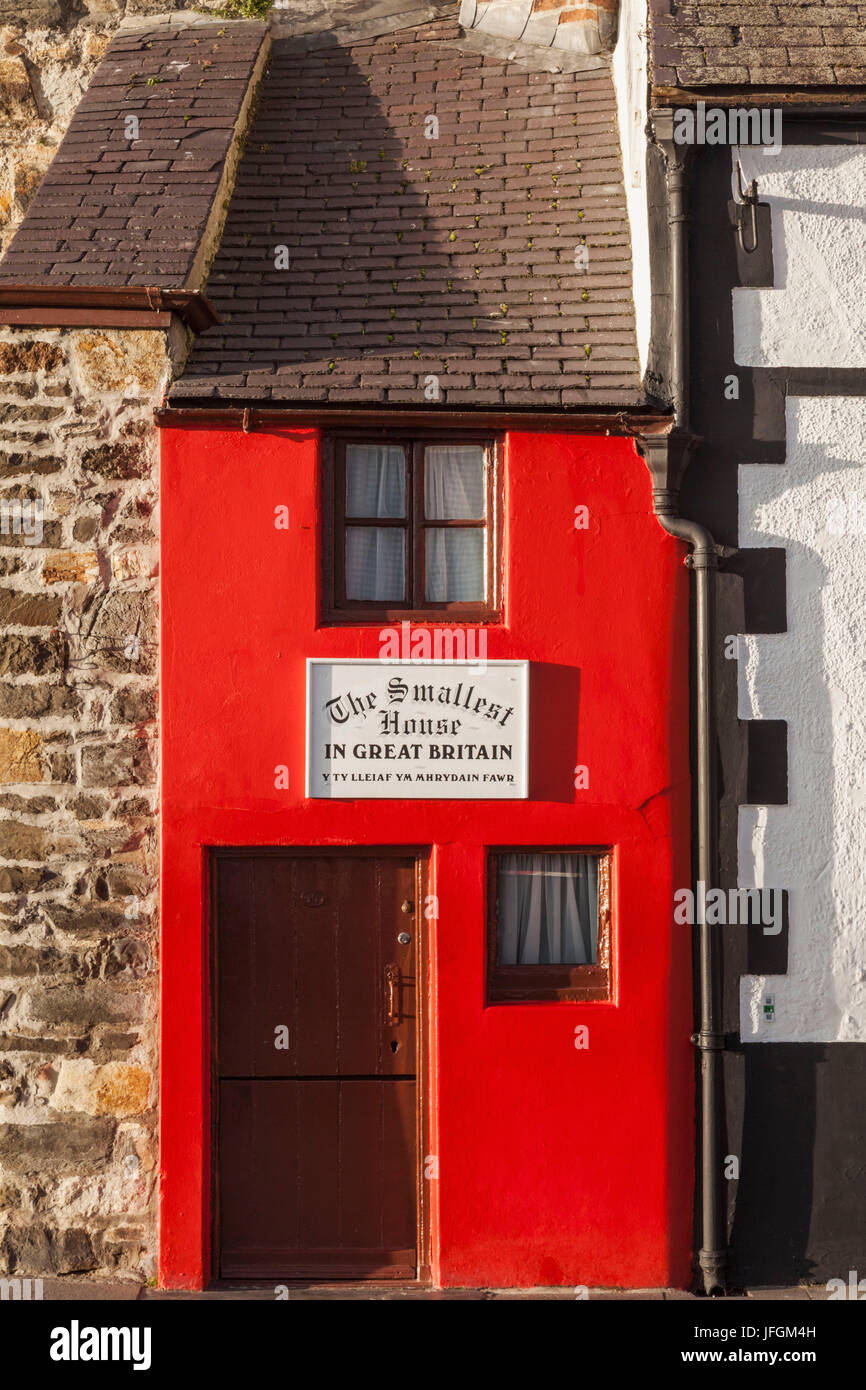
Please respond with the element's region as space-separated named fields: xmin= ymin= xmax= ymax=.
xmin=487 ymin=847 xmax=612 ymax=1003
xmin=322 ymin=433 xmax=502 ymax=624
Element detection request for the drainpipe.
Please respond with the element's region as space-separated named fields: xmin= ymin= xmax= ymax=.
xmin=639 ymin=111 xmax=727 ymax=1296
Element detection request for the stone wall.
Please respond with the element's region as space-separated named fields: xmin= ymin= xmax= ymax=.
xmin=0 ymin=323 xmax=175 ymax=1279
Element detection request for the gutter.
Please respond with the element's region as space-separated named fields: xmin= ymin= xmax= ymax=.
xmin=640 ymin=110 xmax=727 ymax=1296
xmin=0 ymin=286 xmax=220 ymax=333
xmin=154 ymin=405 xmax=673 ymax=435
xmin=652 ymin=85 xmax=866 ymax=111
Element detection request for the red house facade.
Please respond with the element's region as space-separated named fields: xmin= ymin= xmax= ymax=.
xmin=157 ymin=421 xmax=693 ymax=1288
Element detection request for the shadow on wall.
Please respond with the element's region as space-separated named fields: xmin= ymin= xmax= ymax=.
xmin=730 ymin=1043 xmax=866 ymax=1285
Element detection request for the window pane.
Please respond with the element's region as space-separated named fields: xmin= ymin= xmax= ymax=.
xmin=346 ymin=445 xmax=406 ymax=518
xmin=425 ymin=528 xmax=484 ymax=603
xmin=424 ymin=445 xmax=485 ymax=519
xmin=497 ymin=853 xmax=599 ymax=965
xmin=346 ymin=527 xmax=405 ymax=600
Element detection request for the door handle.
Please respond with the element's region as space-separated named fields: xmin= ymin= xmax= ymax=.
xmin=385 ymin=963 xmax=400 ymax=1026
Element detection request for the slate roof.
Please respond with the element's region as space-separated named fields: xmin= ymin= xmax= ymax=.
xmin=0 ymin=14 xmax=268 ymax=289
xmin=171 ymin=14 xmax=642 ymax=410
xmin=650 ymin=0 xmax=866 ymax=91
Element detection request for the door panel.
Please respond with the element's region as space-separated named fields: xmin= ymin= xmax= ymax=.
xmin=217 ymin=855 xmax=416 ymax=1077
xmin=215 ymin=852 xmax=420 ymax=1280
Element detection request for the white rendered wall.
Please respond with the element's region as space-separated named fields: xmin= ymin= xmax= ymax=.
xmin=612 ymin=0 xmax=650 ymax=376
xmin=737 ymin=398 xmax=866 ymax=1041
xmin=733 ymin=145 xmax=866 ymax=368
xmin=734 ymin=146 xmax=866 ymax=1042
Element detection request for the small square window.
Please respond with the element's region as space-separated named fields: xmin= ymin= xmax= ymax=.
xmin=488 ymin=850 xmax=611 ymax=1002
xmin=323 ymin=436 xmax=501 ymax=622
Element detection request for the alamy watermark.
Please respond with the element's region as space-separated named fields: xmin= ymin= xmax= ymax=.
xmin=674 ymin=101 xmax=782 ymax=151
xmin=1 ymin=1277 xmax=43 ymax=1300
xmin=378 ymin=621 xmax=487 ymax=671
xmin=0 ymin=497 xmax=43 ymax=545
xmin=674 ymin=881 xmax=783 ymax=935
xmin=49 ymin=1321 xmax=151 ymax=1370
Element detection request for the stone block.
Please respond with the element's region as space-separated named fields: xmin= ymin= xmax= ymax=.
xmin=112 ymin=548 xmax=157 ymax=583
xmin=0 ymin=728 xmax=43 ymax=784
xmin=51 ymin=1060 xmax=151 ymax=1118
xmin=0 ymin=684 xmax=79 ymax=718
xmin=0 ymin=1118 xmax=114 ymax=1176
xmin=110 ymin=687 xmax=156 ymax=725
xmin=0 ymin=945 xmax=78 ymax=976
xmin=41 ymin=552 xmax=100 ymax=584
xmin=0 ymin=820 xmax=47 ymax=860
xmin=0 ymin=589 xmax=61 ymax=625
xmin=22 ymin=983 xmax=146 ymax=1029
xmin=0 ymin=634 xmax=65 ymax=676
xmin=72 ymin=518 xmax=99 ymax=543
xmin=0 ymin=0 xmax=62 ymax=24
xmin=43 ymin=904 xmax=131 ymax=937
xmin=72 ymin=333 xmax=168 ymax=396
xmin=0 ymin=865 xmax=59 ymax=892
xmin=101 ymin=937 xmax=151 ymax=981
xmin=81 ymin=739 xmax=154 ymax=789
xmin=0 ymin=453 xmax=62 ymax=478
xmin=0 ymin=1223 xmax=98 ymax=1276
xmin=0 ymin=56 xmax=34 ymax=119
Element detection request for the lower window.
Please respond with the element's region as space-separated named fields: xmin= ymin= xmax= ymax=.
xmin=488 ymin=849 xmax=611 ymax=1002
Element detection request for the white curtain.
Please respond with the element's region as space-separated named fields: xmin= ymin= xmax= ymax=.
xmin=345 ymin=445 xmax=406 ymax=599
xmin=425 ymin=529 xmax=484 ymax=602
xmin=424 ymin=445 xmax=485 ymax=601
xmin=346 ymin=444 xmax=406 ymax=517
xmin=498 ymin=853 xmax=598 ymax=965
xmin=424 ymin=445 xmax=485 ymax=518
xmin=346 ymin=527 xmax=405 ymax=600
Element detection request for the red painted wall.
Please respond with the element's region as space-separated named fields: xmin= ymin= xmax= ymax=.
xmin=159 ymin=425 xmax=694 ymax=1289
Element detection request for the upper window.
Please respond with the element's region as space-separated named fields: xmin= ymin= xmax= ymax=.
xmin=323 ymin=438 xmax=500 ymax=621
xmin=488 ymin=850 xmax=612 ymax=1003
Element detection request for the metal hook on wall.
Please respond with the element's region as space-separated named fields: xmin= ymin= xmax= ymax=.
xmin=733 ymin=159 xmax=759 ymax=254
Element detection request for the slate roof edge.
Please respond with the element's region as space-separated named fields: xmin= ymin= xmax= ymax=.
xmin=117 ymin=7 xmax=260 ymax=37
xmin=182 ymin=22 xmax=272 ymax=295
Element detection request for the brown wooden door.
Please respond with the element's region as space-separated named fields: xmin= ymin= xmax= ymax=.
xmin=214 ymin=852 xmax=420 ymax=1280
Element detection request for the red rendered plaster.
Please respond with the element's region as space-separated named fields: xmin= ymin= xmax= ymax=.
xmin=158 ymin=425 xmax=693 ymax=1290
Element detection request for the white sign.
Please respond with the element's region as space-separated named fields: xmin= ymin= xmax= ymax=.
xmin=306 ymin=659 xmax=529 ymax=799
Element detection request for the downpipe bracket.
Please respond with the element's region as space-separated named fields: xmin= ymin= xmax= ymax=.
xmin=684 ymin=550 xmax=720 ymax=571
